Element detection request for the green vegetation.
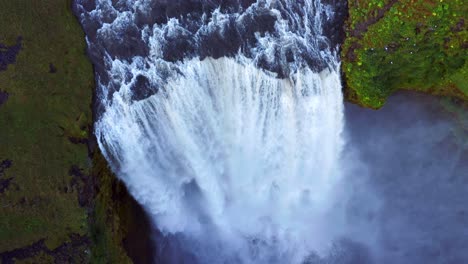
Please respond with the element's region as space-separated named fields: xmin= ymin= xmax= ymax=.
xmin=0 ymin=0 xmax=93 ymax=255
xmin=0 ymin=1 xmax=136 ymax=262
xmin=89 ymin=153 xmax=133 ymax=264
xmin=343 ymin=0 xmax=468 ymax=108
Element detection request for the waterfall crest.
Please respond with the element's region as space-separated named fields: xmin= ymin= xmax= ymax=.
xmin=75 ymin=0 xmax=352 ymax=262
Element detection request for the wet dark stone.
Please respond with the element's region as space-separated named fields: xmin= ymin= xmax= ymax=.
xmin=239 ymin=9 xmax=277 ymax=35
xmin=111 ymin=0 xmax=133 ymax=12
xmin=322 ymin=0 xmax=348 ymax=50
xmin=199 ymin=17 xmax=243 ymax=59
xmin=161 ymin=28 xmax=196 ymax=62
xmin=132 ymin=0 xmax=258 ymax=28
xmin=0 ymin=90 xmax=9 ymax=107
xmin=74 ymin=0 xmax=346 ymax=84
xmin=219 ymin=0 xmax=257 ymax=12
xmin=134 ymin=5 xmax=165 ymax=27
xmin=257 ymin=53 xmax=287 ymax=78
xmin=0 ymin=36 xmax=22 ymax=72
xmin=131 ymin=75 xmax=158 ymax=101
xmin=97 ymin=23 xmax=149 ymax=60
xmin=80 ymin=0 xmax=96 ymax=12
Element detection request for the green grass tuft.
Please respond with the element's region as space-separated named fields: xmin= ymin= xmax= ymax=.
xmin=343 ymin=0 xmax=468 ymax=108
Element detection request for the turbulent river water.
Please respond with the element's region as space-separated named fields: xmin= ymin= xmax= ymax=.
xmin=74 ymin=1 xmax=467 ymax=263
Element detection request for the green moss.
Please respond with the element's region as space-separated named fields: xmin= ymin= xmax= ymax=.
xmin=0 ymin=1 xmax=142 ymax=263
xmin=88 ymin=153 xmax=133 ymax=264
xmin=0 ymin=0 xmax=93 ymax=255
xmin=343 ymin=0 xmax=468 ymax=108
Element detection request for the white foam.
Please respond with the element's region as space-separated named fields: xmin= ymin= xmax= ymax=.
xmin=84 ymin=0 xmax=354 ymax=262
xmin=96 ymin=56 xmax=346 ymax=263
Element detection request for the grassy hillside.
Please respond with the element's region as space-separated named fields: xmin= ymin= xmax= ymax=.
xmin=0 ymin=1 xmax=139 ymax=263
xmin=0 ymin=0 xmax=93 ymax=255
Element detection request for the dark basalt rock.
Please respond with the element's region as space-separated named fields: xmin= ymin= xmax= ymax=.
xmin=133 ymin=0 xmax=254 ymax=26
xmin=74 ymin=0 xmax=343 ymax=90
xmin=161 ymin=28 xmax=196 ymax=62
xmin=80 ymin=0 xmax=96 ymax=12
xmin=322 ymin=0 xmax=348 ymax=50
xmin=131 ymin=75 xmax=158 ymax=101
xmin=0 ymin=36 xmax=22 ymax=72
xmin=199 ymin=17 xmax=243 ymax=59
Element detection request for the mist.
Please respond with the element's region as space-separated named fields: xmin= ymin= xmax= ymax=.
xmin=343 ymin=92 xmax=468 ymax=263
xmin=148 ymin=92 xmax=468 ymax=264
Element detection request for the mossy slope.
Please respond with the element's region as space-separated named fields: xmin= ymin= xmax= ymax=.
xmin=0 ymin=1 xmax=140 ymax=263
xmin=343 ymin=0 xmax=467 ymax=108
xmin=0 ymin=0 xmax=93 ymax=255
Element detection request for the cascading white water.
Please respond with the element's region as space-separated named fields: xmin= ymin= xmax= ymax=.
xmin=97 ymin=57 xmax=344 ymax=262
xmin=77 ymin=0 xmax=352 ymax=262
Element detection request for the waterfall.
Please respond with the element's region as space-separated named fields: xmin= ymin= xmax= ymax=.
xmin=75 ymin=0 xmax=354 ymax=263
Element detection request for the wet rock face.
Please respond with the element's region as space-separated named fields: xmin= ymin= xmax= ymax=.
xmin=74 ymin=0 xmax=278 ymax=77
xmin=74 ymin=0 xmax=346 ymax=101
xmin=322 ymin=0 xmax=348 ymax=50
xmin=0 ymin=36 xmax=22 ymax=72
xmin=127 ymin=0 xmax=258 ymax=25
xmin=130 ymin=75 xmax=157 ymax=101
